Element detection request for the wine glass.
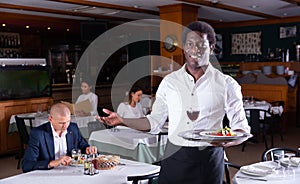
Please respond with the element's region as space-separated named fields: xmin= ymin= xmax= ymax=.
xmin=274 ymin=153 xmax=285 ymax=176
xmin=71 ymin=148 xmax=81 ymax=164
xmin=186 ymin=107 xmax=200 ymax=122
xmin=284 ymin=153 xmax=295 ymax=177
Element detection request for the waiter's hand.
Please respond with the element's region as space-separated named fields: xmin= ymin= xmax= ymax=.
xmin=95 ymin=108 xmax=124 ymax=127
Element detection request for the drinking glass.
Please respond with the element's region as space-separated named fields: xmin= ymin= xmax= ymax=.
xmin=284 ymin=153 xmax=295 ymax=177
xmin=243 ymin=96 xmax=249 ymax=105
xmin=110 ymin=125 xmax=120 ymax=132
xmin=71 ymin=148 xmax=81 ymax=163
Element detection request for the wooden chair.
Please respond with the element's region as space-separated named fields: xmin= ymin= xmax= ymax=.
xmin=127 ymin=172 xmax=159 ymax=184
xmin=15 ymin=116 xmax=34 ymax=169
xmin=223 ymin=161 xmax=241 ymax=184
xmin=261 ymin=147 xmax=297 ymax=161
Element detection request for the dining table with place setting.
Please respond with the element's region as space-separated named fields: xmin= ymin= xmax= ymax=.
xmin=88 ymin=126 xmax=168 ymax=164
xmin=233 ymin=157 xmax=300 ymax=184
xmin=0 ymin=154 xmax=160 ymax=184
xmin=8 ymin=111 xmax=96 ymax=139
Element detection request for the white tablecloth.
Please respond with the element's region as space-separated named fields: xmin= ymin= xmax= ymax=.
xmin=89 ymin=126 xmax=167 ymax=163
xmin=244 ymin=101 xmax=272 ymax=119
xmin=8 ymin=112 xmax=96 ymax=138
xmin=0 ymin=158 xmax=160 ymax=184
xmin=233 ymin=161 xmax=300 ymax=184
xmin=89 ymin=126 xmax=161 ymax=150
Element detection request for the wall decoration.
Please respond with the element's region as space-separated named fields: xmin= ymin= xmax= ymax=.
xmin=280 ymin=26 xmax=297 ymax=38
xmin=231 ymin=32 xmax=261 ymax=55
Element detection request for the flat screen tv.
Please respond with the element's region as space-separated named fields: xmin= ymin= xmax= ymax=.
xmin=0 ymin=66 xmax=51 ymax=100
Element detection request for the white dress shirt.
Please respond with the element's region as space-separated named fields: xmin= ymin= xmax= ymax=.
xmin=50 ymin=124 xmax=68 ymax=159
xmin=147 ymin=64 xmax=250 ymax=147
xmin=76 ymin=92 xmax=98 ymax=116
xmin=117 ymin=102 xmax=145 ymax=118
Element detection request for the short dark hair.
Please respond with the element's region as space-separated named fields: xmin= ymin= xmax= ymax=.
xmin=182 ymin=21 xmax=216 ymax=46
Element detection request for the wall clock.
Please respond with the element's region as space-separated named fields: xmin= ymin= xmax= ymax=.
xmin=163 ymin=35 xmax=178 ymax=52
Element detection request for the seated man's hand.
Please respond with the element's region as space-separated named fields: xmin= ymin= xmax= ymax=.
xmin=49 ymin=156 xmax=72 ymax=168
xmin=86 ymin=146 xmax=97 ymax=154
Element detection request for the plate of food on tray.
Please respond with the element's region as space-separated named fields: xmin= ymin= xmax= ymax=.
xmin=178 ymin=127 xmax=250 ymax=142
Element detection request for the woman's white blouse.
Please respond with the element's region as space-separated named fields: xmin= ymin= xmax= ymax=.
xmin=117 ymin=102 xmax=144 ymax=118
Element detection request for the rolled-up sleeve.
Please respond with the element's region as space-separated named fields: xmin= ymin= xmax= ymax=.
xmin=225 ymin=78 xmax=251 ymax=133
xmin=147 ymin=80 xmax=169 ymax=134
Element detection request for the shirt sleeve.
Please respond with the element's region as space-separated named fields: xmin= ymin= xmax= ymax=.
xmin=225 ymin=77 xmax=251 ymax=133
xmin=147 ymin=80 xmax=169 ymax=134
xmin=90 ymin=93 xmax=98 ymax=116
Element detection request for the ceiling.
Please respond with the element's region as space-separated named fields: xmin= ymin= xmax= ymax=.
xmin=1 ymin=0 xmax=300 ymax=25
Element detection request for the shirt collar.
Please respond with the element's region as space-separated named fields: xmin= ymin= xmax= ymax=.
xmin=50 ymin=123 xmax=68 ymax=138
xmin=181 ymin=63 xmax=213 ymax=82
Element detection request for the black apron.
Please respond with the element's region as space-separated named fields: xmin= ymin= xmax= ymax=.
xmin=158 ymin=141 xmax=224 ymax=184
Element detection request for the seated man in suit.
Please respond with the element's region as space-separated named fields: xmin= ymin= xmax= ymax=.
xmin=22 ymin=103 xmax=97 ymax=173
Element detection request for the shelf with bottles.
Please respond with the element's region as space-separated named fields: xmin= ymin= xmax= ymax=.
xmin=0 ymin=32 xmax=21 ymax=48
xmin=0 ymin=32 xmax=21 ymax=58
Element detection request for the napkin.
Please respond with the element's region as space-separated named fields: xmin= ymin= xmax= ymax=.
xmin=270 ymin=106 xmax=283 ymax=116
xmin=241 ymin=164 xmax=273 ymax=176
xmin=291 ymin=157 xmax=300 ymax=166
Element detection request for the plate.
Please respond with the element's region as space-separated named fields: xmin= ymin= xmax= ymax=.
xmin=240 ymin=164 xmax=274 ymax=177
xmin=177 ymin=130 xmax=251 ymax=143
xmin=199 ymin=130 xmax=244 ymax=139
xmin=70 ymin=161 xmax=84 ymax=167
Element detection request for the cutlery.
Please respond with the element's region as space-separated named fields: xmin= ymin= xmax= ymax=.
xmin=236 ymin=176 xmax=267 ymax=182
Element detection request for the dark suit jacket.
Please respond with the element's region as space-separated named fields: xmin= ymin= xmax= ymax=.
xmin=22 ymin=122 xmax=90 ymax=173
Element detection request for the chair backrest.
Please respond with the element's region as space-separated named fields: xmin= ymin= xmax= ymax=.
xmin=87 ymin=121 xmax=105 ymax=136
xmin=127 ymin=172 xmax=159 ymax=184
xmin=224 ymin=161 xmax=240 ymax=184
xmin=15 ymin=116 xmax=34 ymax=145
xmin=261 ymin=147 xmax=297 ymax=161
xmin=244 ymin=108 xmax=268 ymax=134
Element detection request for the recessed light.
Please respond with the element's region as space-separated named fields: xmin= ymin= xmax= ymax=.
xmin=251 ymin=5 xmax=259 ymax=9
xmin=66 ymin=28 xmax=70 ymax=32
xmin=2 ymin=23 xmax=6 ymax=27
xmin=47 ymin=27 xmax=51 ymax=30
xmin=133 ymin=5 xmax=139 ymax=8
xmin=25 ymin=25 xmax=30 ymax=29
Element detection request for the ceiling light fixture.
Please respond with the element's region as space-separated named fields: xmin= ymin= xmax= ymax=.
xmin=25 ymin=25 xmax=30 ymax=29
xmin=2 ymin=23 xmax=6 ymax=27
xmin=251 ymin=5 xmax=259 ymax=9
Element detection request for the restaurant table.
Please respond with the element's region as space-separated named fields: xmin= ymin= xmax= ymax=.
xmin=89 ymin=126 xmax=168 ymax=164
xmin=233 ymin=161 xmax=300 ymax=184
xmin=243 ymin=101 xmax=272 ymax=119
xmin=8 ymin=112 xmax=96 ymax=139
xmin=0 ymin=158 xmax=160 ymax=184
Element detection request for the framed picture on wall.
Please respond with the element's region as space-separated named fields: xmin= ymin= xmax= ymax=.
xmin=280 ymin=26 xmax=297 ymax=39
xmin=231 ymin=31 xmax=262 ymax=55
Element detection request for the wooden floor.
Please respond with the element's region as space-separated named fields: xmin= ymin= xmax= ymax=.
xmin=0 ymin=111 xmax=299 ymax=180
